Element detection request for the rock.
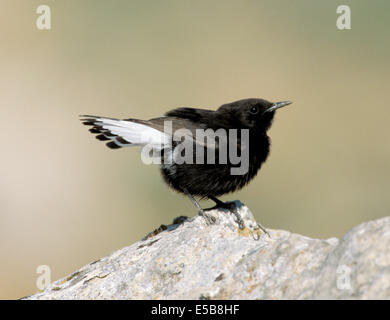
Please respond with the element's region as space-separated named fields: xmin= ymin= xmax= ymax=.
xmin=24 ymin=201 xmax=390 ymax=299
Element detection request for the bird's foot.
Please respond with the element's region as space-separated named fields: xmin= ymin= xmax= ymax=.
xmin=204 ymin=201 xmax=245 ymax=230
xmin=198 ymin=209 xmax=216 ymax=225
xmin=255 ymin=222 xmax=270 ymax=238
xmin=231 ymin=210 xmax=246 ymax=230
xmin=182 ymin=187 xmax=216 ymax=225
xmin=204 ymin=200 xmax=237 ymax=212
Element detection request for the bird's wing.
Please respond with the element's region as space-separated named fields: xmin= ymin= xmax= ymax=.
xmin=147 ymin=117 xmax=227 ymax=149
xmin=164 ymin=107 xmax=214 ymax=122
xmin=160 ymin=108 xmax=230 ymax=148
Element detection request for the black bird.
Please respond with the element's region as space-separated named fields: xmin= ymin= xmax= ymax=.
xmin=81 ymin=98 xmax=291 ymax=226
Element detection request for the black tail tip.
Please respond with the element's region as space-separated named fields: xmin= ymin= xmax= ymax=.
xmin=106 ymin=141 xmax=121 ymax=149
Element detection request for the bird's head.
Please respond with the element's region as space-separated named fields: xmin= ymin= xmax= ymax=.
xmin=217 ymin=98 xmax=292 ymax=131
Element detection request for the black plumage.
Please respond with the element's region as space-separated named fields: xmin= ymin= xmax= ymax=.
xmin=81 ymin=98 xmax=291 ymax=221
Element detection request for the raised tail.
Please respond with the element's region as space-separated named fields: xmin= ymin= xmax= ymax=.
xmin=80 ymin=115 xmax=168 ymax=150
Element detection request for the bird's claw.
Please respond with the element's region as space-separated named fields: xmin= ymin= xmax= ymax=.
xmin=231 ymin=210 xmax=245 ymax=230
xmin=255 ymin=222 xmax=270 ymax=238
xmin=198 ymin=209 xmax=216 ymax=225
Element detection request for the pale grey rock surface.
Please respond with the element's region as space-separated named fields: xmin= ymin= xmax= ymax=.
xmin=25 ymin=202 xmax=390 ymax=299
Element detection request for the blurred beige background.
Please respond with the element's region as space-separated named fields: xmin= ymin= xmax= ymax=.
xmin=1 ymin=0 xmax=389 ymax=299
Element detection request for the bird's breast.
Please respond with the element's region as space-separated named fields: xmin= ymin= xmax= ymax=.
xmin=158 ymin=133 xmax=270 ymax=197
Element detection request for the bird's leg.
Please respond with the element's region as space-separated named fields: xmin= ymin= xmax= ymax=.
xmin=207 ymin=196 xmax=245 ymax=230
xmin=207 ymin=196 xmax=236 ymax=211
xmin=182 ymin=188 xmax=215 ymax=225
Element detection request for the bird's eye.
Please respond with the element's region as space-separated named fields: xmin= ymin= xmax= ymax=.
xmin=249 ymin=106 xmax=259 ymax=114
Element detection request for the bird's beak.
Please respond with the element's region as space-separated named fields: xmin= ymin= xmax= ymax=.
xmin=266 ymin=101 xmax=292 ymax=112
